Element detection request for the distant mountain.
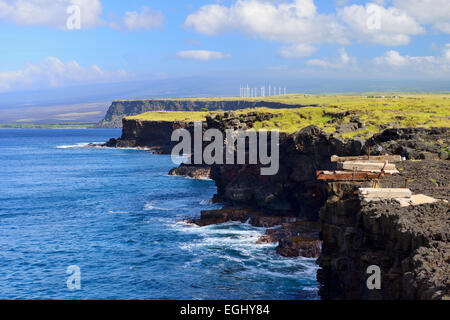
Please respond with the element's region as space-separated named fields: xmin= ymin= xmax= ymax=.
xmin=0 ymin=76 xmax=448 ymax=124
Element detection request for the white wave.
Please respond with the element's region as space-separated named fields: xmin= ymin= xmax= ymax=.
xmin=167 ymin=174 xmax=213 ymax=181
xmin=143 ymin=202 xmax=171 ymax=211
xmin=56 ymin=142 xmax=92 ymax=149
xmin=108 ymin=210 xmax=129 ymax=214
xmin=114 ymin=146 xmax=151 ymax=151
xmin=171 ymin=219 xmax=319 ymax=294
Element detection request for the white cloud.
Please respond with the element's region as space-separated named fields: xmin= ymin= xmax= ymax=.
xmin=184 ymin=0 xmax=348 ymax=46
xmin=393 ymin=0 xmax=450 ymax=33
xmin=444 ymin=44 xmax=450 ymax=61
xmin=374 ymin=50 xmax=407 ymax=66
xmin=0 ymin=57 xmax=129 ymax=93
xmin=116 ymin=6 xmax=164 ymax=31
xmin=339 ymin=48 xmax=350 ymax=64
xmin=374 ymin=50 xmax=437 ymax=66
xmin=376 ymin=51 xmax=404 ymax=66
xmin=0 ymin=1 xmax=165 ymax=32
xmin=176 ymin=50 xmax=231 ymax=61
xmin=184 ymin=0 xmax=435 ymax=55
xmin=307 ymin=59 xmax=334 ymax=68
xmin=279 ymin=44 xmax=317 ymax=58
xmin=337 ymin=3 xmax=425 ymax=46
xmin=373 ymin=47 xmax=450 ymax=77
xmin=0 ymin=0 xmax=102 ymax=29
xmin=306 ymin=48 xmax=354 ymax=68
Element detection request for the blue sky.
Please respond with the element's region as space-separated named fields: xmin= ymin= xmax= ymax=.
xmin=0 ymin=0 xmax=449 ymax=96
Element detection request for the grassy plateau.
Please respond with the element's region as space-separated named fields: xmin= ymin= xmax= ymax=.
xmin=126 ymin=93 xmax=450 ymax=139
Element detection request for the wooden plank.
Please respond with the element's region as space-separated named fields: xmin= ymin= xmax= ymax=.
xmin=359 ymin=188 xmax=412 ymax=199
xmin=331 ymin=155 xmax=402 ymax=163
xmin=316 ymin=170 xmax=391 ymax=181
xmin=338 ymin=161 xmax=398 ymax=173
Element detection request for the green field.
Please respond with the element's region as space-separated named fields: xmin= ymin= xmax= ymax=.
xmin=127 ymin=93 xmax=450 ymax=139
xmin=116 ymin=93 xmax=449 ymax=105
xmin=127 ymin=111 xmax=210 ymax=122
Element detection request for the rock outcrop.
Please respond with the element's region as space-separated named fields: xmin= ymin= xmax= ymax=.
xmin=318 ymin=187 xmax=449 ymax=300
xmin=103 ymin=111 xmax=278 ymax=155
xmin=368 ymin=127 xmax=449 ymax=160
xmin=187 ymin=207 xmax=322 ymax=259
xmin=168 ymin=164 xmax=211 ymax=179
xmin=211 ymin=125 xmax=366 ymax=220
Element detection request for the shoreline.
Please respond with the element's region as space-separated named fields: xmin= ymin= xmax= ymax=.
xmin=101 ymin=113 xmax=449 ymax=300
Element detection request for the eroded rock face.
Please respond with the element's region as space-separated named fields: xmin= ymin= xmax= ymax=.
xmin=104 ymin=119 xmax=196 ymax=153
xmin=276 ymin=236 xmax=322 ymax=258
xmin=104 ymin=111 xmax=280 ymax=157
xmin=169 ymin=164 xmax=211 ymax=179
xmin=211 ymin=126 xmax=365 ymax=221
xmin=318 ymin=184 xmax=450 ymax=300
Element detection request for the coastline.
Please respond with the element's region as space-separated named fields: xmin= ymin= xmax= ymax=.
xmin=99 ymin=112 xmax=449 ymax=300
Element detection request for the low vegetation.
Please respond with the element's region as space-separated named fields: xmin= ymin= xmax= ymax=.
xmin=126 ymin=93 xmax=450 ymax=139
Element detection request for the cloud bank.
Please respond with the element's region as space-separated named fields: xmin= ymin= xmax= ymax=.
xmin=0 ymin=57 xmax=130 ymax=93
xmin=185 ymin=0 xmax=447 ymax=57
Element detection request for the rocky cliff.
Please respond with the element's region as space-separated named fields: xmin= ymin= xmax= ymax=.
xmin=210 ymin=127 xmax=448 ymax=219
xmin=104 ymin=118 xmax=195 ymax=153
xmin=104 ymin=110 xmax=277 ymax=153
xmin=105 ymin=111 xmax=449 ymax=300
xmin=97 ymin=99 xmax=317 ymax=128
xmin=318 ymin=181 xmax=449 ymax=300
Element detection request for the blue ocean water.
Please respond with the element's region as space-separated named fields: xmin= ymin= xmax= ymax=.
xmin=0 ymin=129 xmax=319 ymax=300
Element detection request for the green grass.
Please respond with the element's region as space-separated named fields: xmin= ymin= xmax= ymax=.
xmin=127 ymin=111 xmax=210 ymax=122
xmin=127 ymin=93 xmax=450 ymax=139
xmin=115 ymin=93 xmax=450 ymax=105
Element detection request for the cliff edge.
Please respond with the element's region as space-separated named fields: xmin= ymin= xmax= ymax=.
xmin=97 ymin=99 xmax=316 ymax=128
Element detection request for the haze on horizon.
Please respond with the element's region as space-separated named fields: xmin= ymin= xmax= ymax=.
xmin=0 ymin=0 xmax=449 ymax=123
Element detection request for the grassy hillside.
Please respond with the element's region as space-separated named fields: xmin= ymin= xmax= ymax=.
xmin=127 ymin=93 xmax=450 ymax=138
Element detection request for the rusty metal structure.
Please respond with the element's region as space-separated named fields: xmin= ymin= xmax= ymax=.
xmin=317 ymin=155 xmax=400 ymax=184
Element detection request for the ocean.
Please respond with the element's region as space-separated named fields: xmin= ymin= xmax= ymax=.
xmin=0 ymin=129 xmax=319 ymax=300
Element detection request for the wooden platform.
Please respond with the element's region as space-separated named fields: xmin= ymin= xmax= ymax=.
xmin=337 ymin=161 xmax=399 ymax=174
xmin=359 ymin=188 xmax=412 ymax=199
xmin=331 ymin=155 xmax=403 ymax=163
xmin=395 ymin=194 xmax=441 ymax=207
xmin=316 ymin=170 xmax=391 ymax=182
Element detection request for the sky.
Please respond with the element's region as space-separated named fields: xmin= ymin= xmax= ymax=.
xmin=0 ymin=0 xmax=449 ymax=98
